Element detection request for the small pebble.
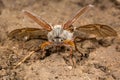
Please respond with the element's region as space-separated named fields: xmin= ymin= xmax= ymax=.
xmin=67 ymin=66 xmax=73 ymax=70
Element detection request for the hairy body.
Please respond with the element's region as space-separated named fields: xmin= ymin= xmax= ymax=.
xmin=48 ymin=25 xmax=73 ymax=44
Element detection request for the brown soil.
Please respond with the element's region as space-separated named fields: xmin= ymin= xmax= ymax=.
xmin=0 ymin=0 xmax=120 ymax=80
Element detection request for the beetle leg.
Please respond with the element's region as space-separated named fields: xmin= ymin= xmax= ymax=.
xmin=73 ymin=39 xmax=83 ymax=57
xmin=14 ymin=51 xmax=35 ymax=68
xmin=63 ymin=40 xmax=76 ymax=67
xmin=40 ymin=41 xmax=52 ymax=58
xmin=69 ymin=47 xmax=76 ymax=67
xmin=14 ymin=41 xmax=52 ymax=68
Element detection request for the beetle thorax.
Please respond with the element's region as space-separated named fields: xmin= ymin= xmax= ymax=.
xmin=47 ymin=25 xmax=73 ymax=44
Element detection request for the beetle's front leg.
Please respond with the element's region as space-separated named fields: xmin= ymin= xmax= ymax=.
xmin=40 ymin=41 xmax=52 ymax=59
xmin=63 ymin=40 xmax=76 ymax=67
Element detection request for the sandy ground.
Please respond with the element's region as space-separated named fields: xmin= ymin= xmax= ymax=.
xmin=0 ymin=0 xmax=120 ymax=80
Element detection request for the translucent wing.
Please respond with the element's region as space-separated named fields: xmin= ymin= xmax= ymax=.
xmin=63 ymin=4 xmax=93 ymax=30
xmin=8 ymin=28 xmax=48 ymax=41
xmin=23 ymin=10 xmax=52 ymax=31
xmin=75 ymin=24 xmax=117 ymax=38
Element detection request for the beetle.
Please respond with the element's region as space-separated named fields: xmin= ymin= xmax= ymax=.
xmin=9 ymin=5 xmax=117 ymax=68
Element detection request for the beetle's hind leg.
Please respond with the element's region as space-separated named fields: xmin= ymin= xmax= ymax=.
xmin=14 ymin=51 xmax=35 ymax=69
